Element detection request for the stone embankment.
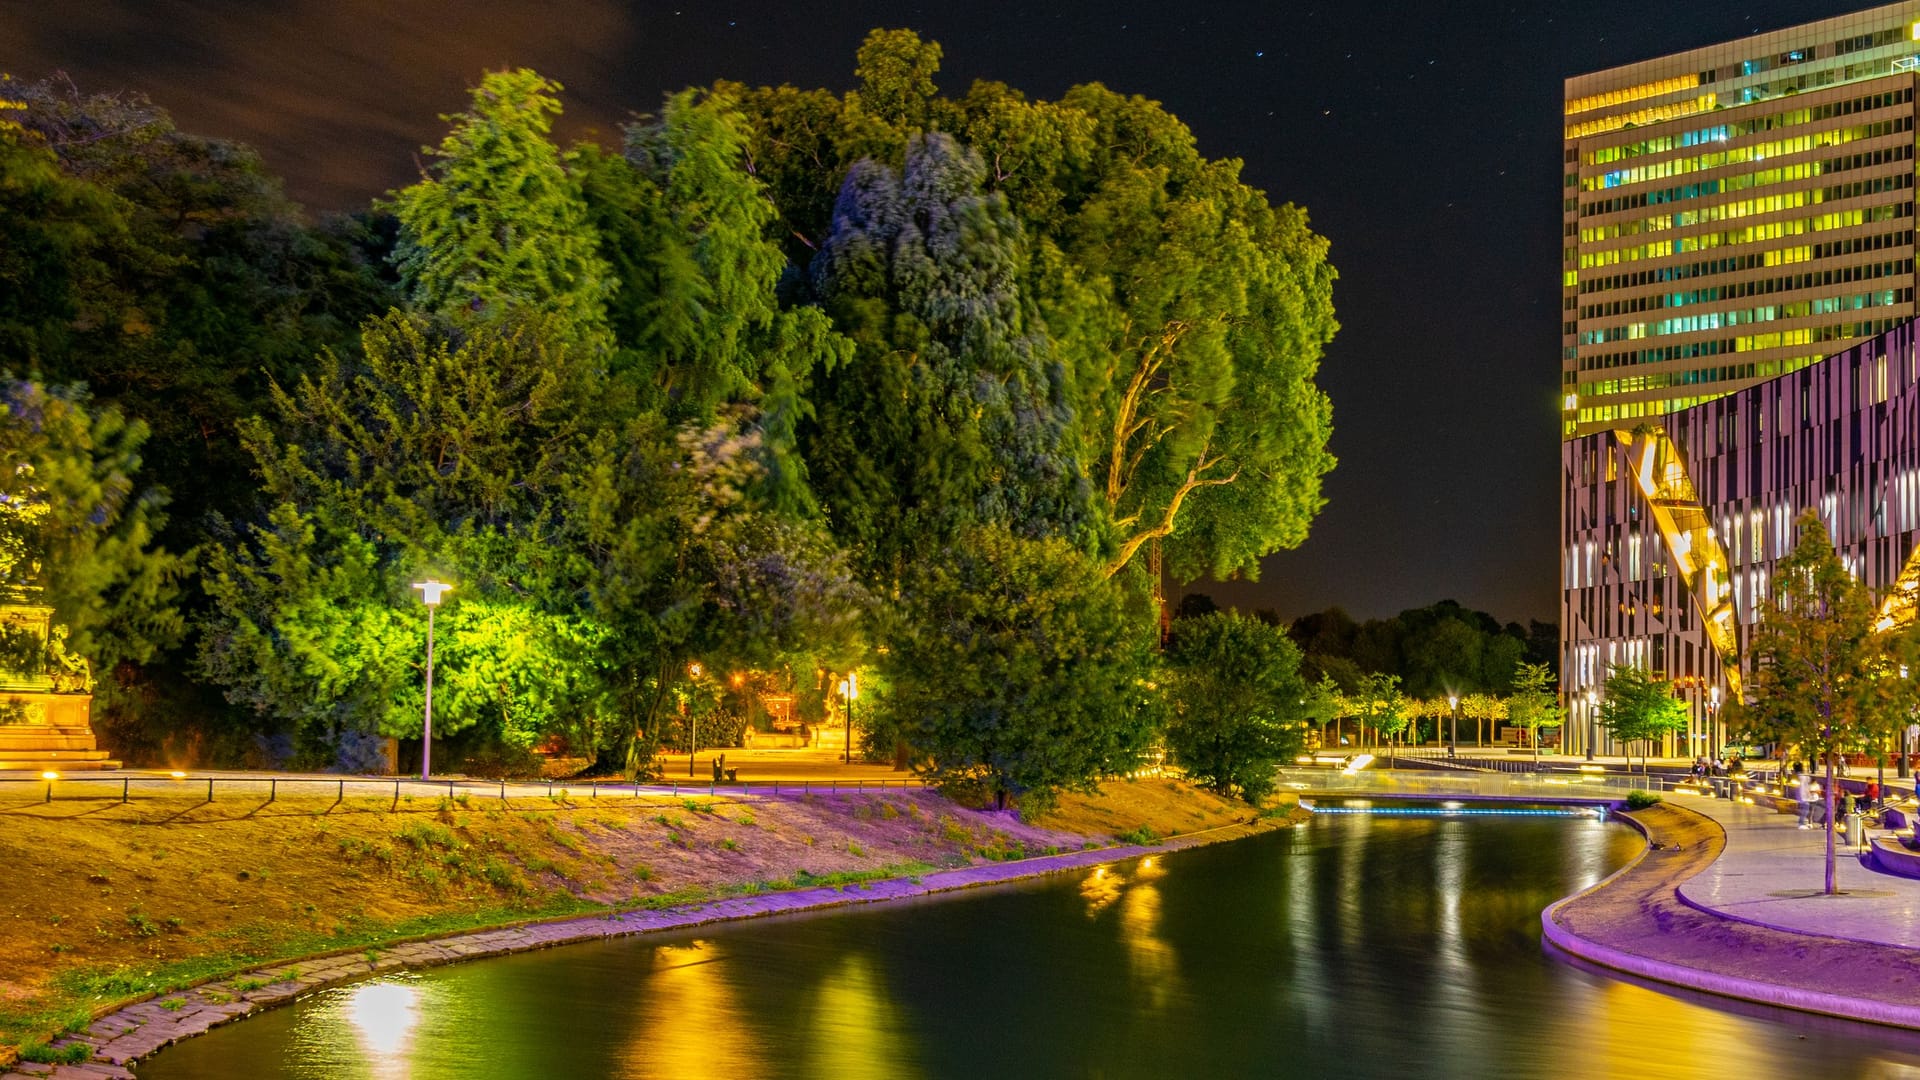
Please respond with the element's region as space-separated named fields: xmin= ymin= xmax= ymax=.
xmin=3 ymin=815 xmax=1290 ymax=1077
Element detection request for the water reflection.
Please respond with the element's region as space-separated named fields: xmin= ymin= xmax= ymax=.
xmin=343 ymin=982 xmax=419 ymax=1072
xmin=620 ymin=941 xmax=765 ymax=1080
xmin=800 ymin=954 xmax=920 ymax=1080
xmin=142 ymin=816 xmax=1920 ymax=1080
xmin=1116 ymin=862 xmax=1181 ymax=1011
xmin=1078 ymin=865 xmax=1124 ymax=914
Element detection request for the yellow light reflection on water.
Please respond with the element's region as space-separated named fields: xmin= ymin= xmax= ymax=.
xmin=801 ymin=953 xmax=921 ymax=1080
xmin=620 ymin=940 xmax=768 ymax=1080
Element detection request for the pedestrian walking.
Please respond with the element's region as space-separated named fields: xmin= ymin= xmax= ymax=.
xmin=1797 ymin=770 xmax=1816 ymax=829
xmin=1866 ymin=779 xmax=1881 ymax=811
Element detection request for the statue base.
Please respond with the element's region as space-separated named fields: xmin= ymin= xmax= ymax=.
xmin=0 ymin=692 xmax=117 ymax=771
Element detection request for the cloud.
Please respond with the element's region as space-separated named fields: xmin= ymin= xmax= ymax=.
xmin=2 ymin=0 xmax=637 ymax=211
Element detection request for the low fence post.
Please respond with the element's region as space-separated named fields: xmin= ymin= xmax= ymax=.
xmin=269 ymin=778 xmax=277 ymax=803
xmin=207 ymin=777 xmax=215 ymax=803
xmin=122 ymin=777 xmax=129 ymax=804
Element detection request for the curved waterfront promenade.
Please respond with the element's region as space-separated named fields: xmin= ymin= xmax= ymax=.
xmin=1544 ymin=791 xmax=1920 ymax=1028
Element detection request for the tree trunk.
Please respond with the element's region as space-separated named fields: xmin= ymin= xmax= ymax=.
xmin=1825 ymin=750 xmax=1838 ymax=896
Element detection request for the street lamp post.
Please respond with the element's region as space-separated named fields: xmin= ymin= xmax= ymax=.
xmin=1707 ymin=685 xmax=1720 ymax=765
xmin=411 ymin=580 xmax=453 ymax=781
xmin=841 ymin=672 xmax=859 ymax=764
xmin=1585 ymin=689 xmax=1598 ymax=763
xmin=687 ymin=661 xmax=703 ymax=778
xmin=1904 ymin=665 xmax=1913 ymax=781
xmin=1448 ymin=694 xmax=1459 ymax=756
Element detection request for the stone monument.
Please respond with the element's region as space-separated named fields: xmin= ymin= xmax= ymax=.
xmin=0 ymin=593 xmax=115 ymax=770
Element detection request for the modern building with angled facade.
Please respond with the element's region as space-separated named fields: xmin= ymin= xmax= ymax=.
xmin=1562 ymin=320 xmax=1920 ymax=756
xmin=1561 ymin=5 xmax=1920 ymax=755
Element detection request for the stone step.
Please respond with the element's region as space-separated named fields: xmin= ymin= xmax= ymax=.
xmin=0 ymin=731 xmax=100 ymax=751
xmin=0 ymin=751 xmax=118 ymax=771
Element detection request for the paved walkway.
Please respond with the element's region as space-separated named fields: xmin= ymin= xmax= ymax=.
xmin=1671 ymin=790 xmax=1920 ymax=948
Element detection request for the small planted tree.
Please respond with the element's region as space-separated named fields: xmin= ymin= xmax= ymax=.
xmin=1163 ymin=611 xmax=1309 ymax=803
xmin=1598 ymin=664 xmax=1688 ymax=776
xmin=1748 ymin=511 xmax=1879 ymax=895
xmin=1354 ymin=672 xmax=1409 ymax=765
xmin=1506 ymin=661 xmax=1565 ymax=766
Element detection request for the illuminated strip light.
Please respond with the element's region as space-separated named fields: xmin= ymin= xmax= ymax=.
xmin=1877 ymin=542 xmax=1920 ymax=632
xmin=1615 ymin=426 xmax=1743 ymax=696
xmin=1301 ymin=806 xmax=1601 ymax=818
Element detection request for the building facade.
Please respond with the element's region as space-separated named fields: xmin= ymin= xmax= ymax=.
xmin=1563 ymin=3 xmax=1920 ymax=440
xmin=1561 ymin=319 xmax=1920 ymax=756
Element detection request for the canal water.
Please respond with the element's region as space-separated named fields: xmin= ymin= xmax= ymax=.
xmin=142 ymin=812 xmax=1920 ymax=1079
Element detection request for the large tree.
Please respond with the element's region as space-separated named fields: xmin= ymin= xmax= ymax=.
xmin=1748 ymin=511 xmax=1881 ymax=895
xmin=1163 ymin=611 xmax=1309 ymax=802
xmin=0 ymin=380 xmax=182 ymax=688
xmin=4 ymin=76 xmax=394 ymax=535
xmin=389 ymin=70 xmax=614 ymax=351
xmin=807 ymin=132 xmax=1091 ymax=572
xmin=197 ymin=314 xmax=609 ymax=761
xmin=722 ymin=29 xmax=1338 ymax=588
xmin=879 ymin=526 xmax=1153 ymax=813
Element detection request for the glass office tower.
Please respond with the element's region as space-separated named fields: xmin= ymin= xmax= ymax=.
xmin=1564 ymin=3 xmax=1920 ymax=438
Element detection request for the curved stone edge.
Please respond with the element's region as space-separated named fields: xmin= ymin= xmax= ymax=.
xmin=48 ymin=813 xmax=1294 ymax=1072
xmin=1541 ymin=805 xmax=1920 ymax=1031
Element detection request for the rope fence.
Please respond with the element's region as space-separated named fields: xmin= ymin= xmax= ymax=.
xmin=0 ymin=772 xmax=935 ymax=807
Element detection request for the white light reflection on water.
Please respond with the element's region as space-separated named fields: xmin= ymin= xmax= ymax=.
xmin=344 ymin=982 xmax=419 ymax=1068
xmin=283 ymin=977 xmax=429 ymax=1080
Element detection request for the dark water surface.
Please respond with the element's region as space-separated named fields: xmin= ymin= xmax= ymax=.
xmin=141 ymin=815 xmax=1920 ymax=1079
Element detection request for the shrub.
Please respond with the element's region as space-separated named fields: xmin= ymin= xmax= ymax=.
xmin=1625 ymin=790 xmax=1662 ymax=810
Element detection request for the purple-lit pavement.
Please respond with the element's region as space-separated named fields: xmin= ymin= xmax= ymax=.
xmin=1670 ymin=792 xmax=1920 ymax=949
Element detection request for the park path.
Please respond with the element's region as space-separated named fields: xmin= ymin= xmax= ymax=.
xmin=1544 ymin=800 xmax=1920 ymax=1027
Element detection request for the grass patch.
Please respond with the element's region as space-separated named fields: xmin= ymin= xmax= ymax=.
xmin=18 ymin=1041 xmax=90 ymax=1065
xmin=1115 ymin=825 xmax=1159 ymax=845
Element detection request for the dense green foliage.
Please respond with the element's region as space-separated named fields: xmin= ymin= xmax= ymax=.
xmin=877 ymin=527 xmax=1154 ymax=813
xmin=1163 ymin=612 xmax=1309 ymax=802
xmin=1747 ymin=511 xmax=1884 ymax=894
xmin=2 ymin=32 xmax=1343 ymax=804
xmin=1504 ymin=661 xmax=1564 ymax=761
xmin=0 ymin=381 xmax=181 ymax=684
xmin=1597 ymin=664 xmax=1689 ymax=774
xmin=1286 ymin=600 xmax=1548 ymax=697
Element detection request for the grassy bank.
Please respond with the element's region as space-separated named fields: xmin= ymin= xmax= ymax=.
xmin=0 ymin=776 xmax=1273 ymax=1061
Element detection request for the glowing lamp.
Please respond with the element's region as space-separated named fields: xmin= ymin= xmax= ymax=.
xmin=411 ymin=580 xmax=451 ymax=607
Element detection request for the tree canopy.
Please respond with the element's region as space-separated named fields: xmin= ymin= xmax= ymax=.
xmin=3 ymin=34 xmax=1343 ymax=800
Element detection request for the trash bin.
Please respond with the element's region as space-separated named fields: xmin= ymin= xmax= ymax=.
xmin=1847 ymin=811 xmax=1865 ymax=849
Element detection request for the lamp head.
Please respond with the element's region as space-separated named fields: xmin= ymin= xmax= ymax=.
xmin=1448 ymin=694 xmax=1458 ymax=709
xmin=688 ymin=661 xmax=704 ymax=679
xmin=412 ymin=580 xmax=452 ymax=607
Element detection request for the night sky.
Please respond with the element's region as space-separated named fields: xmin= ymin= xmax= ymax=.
xmin=0 ymin=0 xmax=1884 ymax=624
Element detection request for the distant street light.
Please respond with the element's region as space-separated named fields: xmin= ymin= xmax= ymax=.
xmin=411 ymin=580 xmax=452 ymax=781
xmin=1707 ymin=685 xmax=1720 ymax=763
xmin=1585 ymin=689 xmax=1598 ymax=763
xmin=1448 ymin=694 xmax=1459 ymax=756
xmin=687 ymin=661 xmax=704 ymax=778
xmin=841 ymin=672 xmax=859 ymax=765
